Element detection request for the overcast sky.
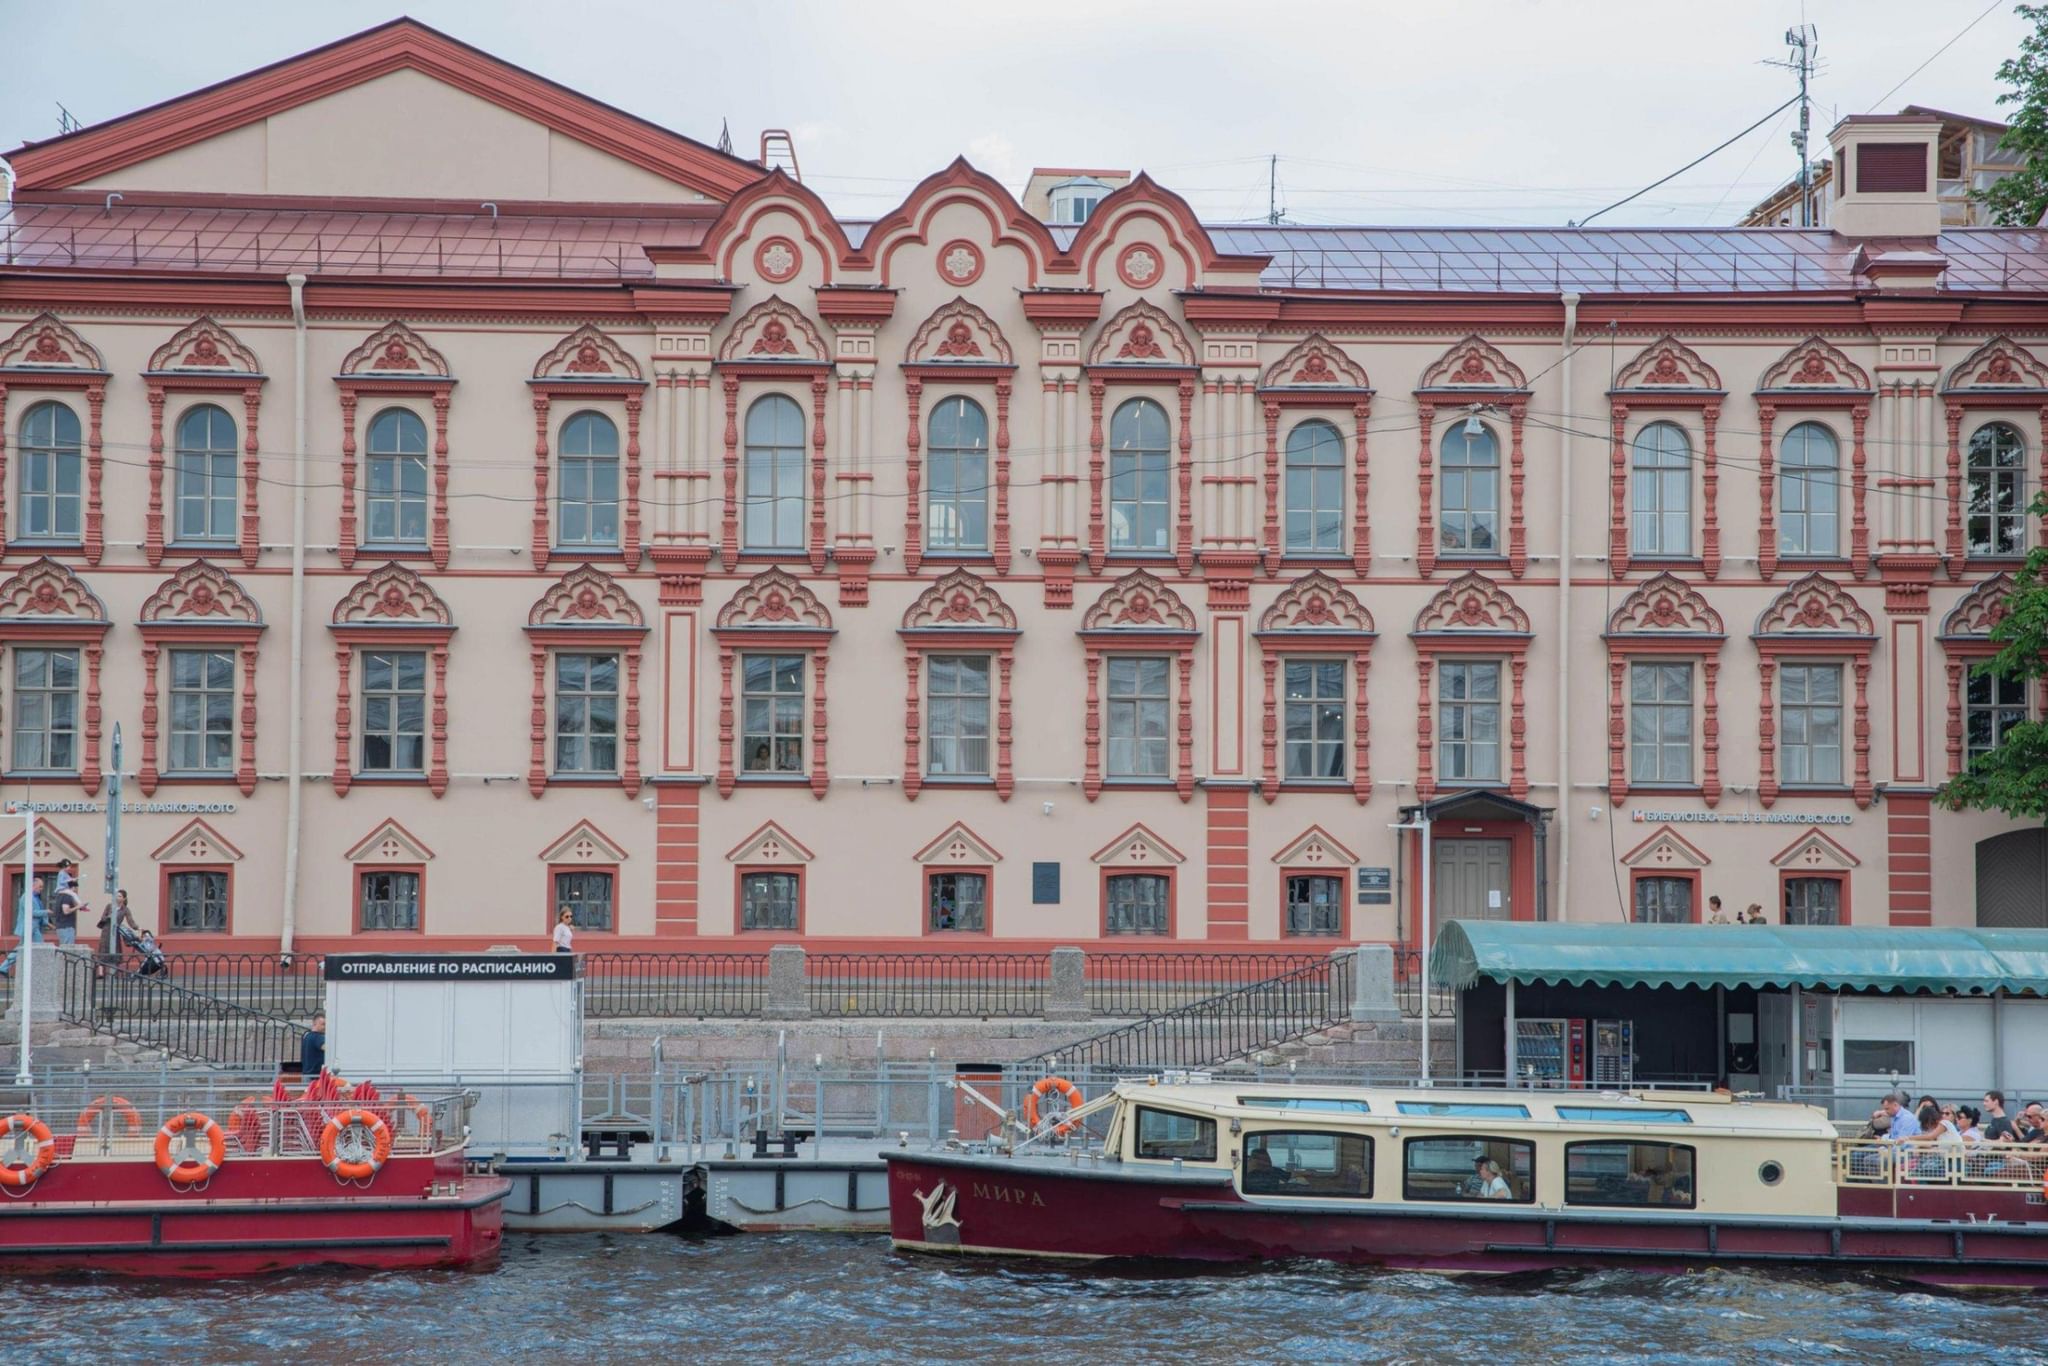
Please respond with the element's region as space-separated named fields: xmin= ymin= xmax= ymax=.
xmin=0 ymin=0 xmax=2027 ymax=226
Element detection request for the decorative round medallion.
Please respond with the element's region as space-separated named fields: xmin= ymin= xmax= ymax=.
xmin=1117 ymin=244 xmax=1162 ymax=289
xmin=937 ymin=239 xmax=984 ymax=286
xmin=755 ymin=237 xmax=802 ymax=284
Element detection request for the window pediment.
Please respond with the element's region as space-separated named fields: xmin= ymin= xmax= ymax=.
xmin=1259 ymin=572 xmax=1374 ymax=634
xmin=1942 ymin=336 xmax=2048 ymax=393
xmin=532 ymin=324 xmax=643 ymax=382
xmin=1939 ymin=573 xmax=2016 ymax=640
xmin=139 ymin=561 xmax=262 ymax=625
xmin=902 ymin=569 xmax=1017 ymax=631
xmin=905 ymin=297 xmax=1014 ymax=365
xmin=914 ymin=821 xmax=1003 ymax=865
xmin=0 ymin=312 xmax=104 ymax=373
xmin=1417 ymin=335 xmax=1526 ymax=391
xmin=1086 ymin=299 xmax=1196 ymax=367
xmin=0 ymin=817 xmax=89 ymax=867
xmin=146 ymin=318 xmax=262 ymax=376
xmin=529 ymin=564 xmax=644 ymax=628
xmin=345 ymin=819 xmax=436 ymax=864
xmin=1620 ymin=824 xmax=1711 ymax=870
xmin=149 ymin=818 xmax=244 ymax=864
xmin=1771 ymin=826 xmax=1860 ymax=870
xmin=1090 ymin=822 xmax=1186 ymax=867
xmin=1613 ymin=336 xmax=1721 ymax=391
xmin=1259 ymin=335 xmax=1370 ymax=391
xmin=1081 ymin=570 xmax=1198 ymax=633
xmin=340 ymin=321 xmax=452 ymax=379
xmin=1412 ymin=571 xmax=1530 ymax=635
xmin=1756 ymin=336 xmax=1871 ymax=394
xmin=724 ymin=820 xmax=814 ymax=865
xmin=1753 ymin=573 xmax=1875 ymax=639
xmin=1605 ymin=573 xmax=1724 ymax=638
xmin=333 ymin=563 xmax=454 ymax=627
xmin=719 ymin=296 xmax=829 ymax=363
xmin=0 ymin=557 xmax=109 ymax=623
xmin=1272 ymin=825 xmax=1360 ymax=868
xmin=716 ymin=567 xmax=833 ymax=630
xmin=540 ymin=819 xmax=629 ymax=864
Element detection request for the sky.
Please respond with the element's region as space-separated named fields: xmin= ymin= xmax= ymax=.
xmin=0 ymin=0 xmax=2029 ymax=227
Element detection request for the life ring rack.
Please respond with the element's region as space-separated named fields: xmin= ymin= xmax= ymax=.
xmin=76 ymin=1094 xmax=143 ymax=1137
xmin=320 ymin=1109 xmax=394 ymax=1184
xmin=1022 ymin=1076 xmax=1084 ymax=1137
xmin=155 ymin=1111 xmax=227 ymax=1188
xmin=0 ymin=1113 xmax=58 ymax=1193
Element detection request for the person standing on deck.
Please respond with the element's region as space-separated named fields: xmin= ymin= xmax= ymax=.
xmin=301 ymin=1012 xmax=327 ymax=1078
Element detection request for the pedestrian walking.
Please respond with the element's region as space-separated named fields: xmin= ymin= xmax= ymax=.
xmin=0 ymin=875 xmax=50 ymax=976
xmin=553 ymin=908 xmax=575 ymax=954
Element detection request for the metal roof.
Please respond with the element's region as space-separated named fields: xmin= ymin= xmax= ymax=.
xmin=1430 ymin=919 xmax=2048 ymax=994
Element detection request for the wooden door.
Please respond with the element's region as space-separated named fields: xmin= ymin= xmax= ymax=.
xmin=1435 ymin=839 xmax=1511 ymax=921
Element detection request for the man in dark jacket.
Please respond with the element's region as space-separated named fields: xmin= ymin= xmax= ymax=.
xmin=300 ymin=1012 xmax=327 ymax=1078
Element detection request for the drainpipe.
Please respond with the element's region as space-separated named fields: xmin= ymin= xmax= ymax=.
xmin=1554 ymin=294 xmax=1579 ymax=922
xmin=281 ymin=274 xmax=309 ymax=961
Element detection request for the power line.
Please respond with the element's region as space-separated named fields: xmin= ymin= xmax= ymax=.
xmin=1573 ymin=94 xmax=1803 ymax=228
xmin=1866 ymin=0 xmax=2007 ymax=113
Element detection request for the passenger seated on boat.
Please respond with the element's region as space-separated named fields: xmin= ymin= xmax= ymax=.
xmin=1473 ymin=1158 xmax=1512 ymax=1200
xmin=1242 ymin=1148 xmax=1288 ymax=1194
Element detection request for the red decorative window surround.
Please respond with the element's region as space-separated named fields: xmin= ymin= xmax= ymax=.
xmin=546 ymin=862 xmax=621 ymax=937
xmin=1601 ymin=573 xmax=1725 ymax=806
xmin=1937 ymin=337 xmax=2048 ymax=579
xmin=732 ymin=865 xmax=808 ymax=936
xmin=1936 ymin=572 xmax=2043 ymax=778
xmin=1408 ymin=572 xmax=1532 ymax=802
xmin=922 ymin=865 xmax=997 ymax=937
xmin=1091 ymin=822 xmax=1186 ymax=939
xmin=1084 ymin=300 xmax=1200 ymax=575
xmin=137 ymin=562 xmax=266 ymax=796
xmin=1098 ymin=867 xmax=1179 ymax=939
xmin=1751 ymin=573 xmax=1877 ymax=808
xmin=1253 ymin=572 xmax=1376 ymax=804
xmin=527 ymin=324 xmax=648 ymax=572
xmin=328 ymin=563 xmax=456 ymax=798
xmin=903 ymin=298 xmax=1017 ymax=575
xmin=715 ymin=298 xmax=834 ymax=573
xmin=0 ymin=313 xmax=109 ymax=563
xmin=157 ymin=862 xmax=236 ymax=938
xmin=336 ymin=322 xmax=456 ymax=572
xmin=1413 ymin=336 xmax=1530 ymax=579
xmin=1778 ymin=867 xmax=1852 ymax=925
xmin=1607 ymin=336 xmax=1725 ymax=578
xmin=352 ymin=863 xmax=428 ymax=935
xmin=1256 ymin=335 xmax=1374 ymax=577
xmin=143 ymin=319 xmax=266 ymax=569
xmin=713 ymin=568 xmax=834 ymax=799
xmin=1080 ymin=572 xmax=1200 ymax=802
xmin=0 ymin=557 xmax=109 ymax=793
xmin=899 ymin=569 xmax=1019 ymax=800
xmin=524 ymin=564 xmax=646 ymax=797
xmin=1753 ymin=337 xmax=1874 ymax=581
xmin=1627 ymin=867 xmax=1703 ymax=923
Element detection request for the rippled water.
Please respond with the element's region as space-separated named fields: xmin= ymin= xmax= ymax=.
xmin=5 ymin=1234 xmax=2046 ymax=1364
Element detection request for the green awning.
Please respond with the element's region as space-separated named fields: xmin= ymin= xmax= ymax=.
xmin=1428 ymin=919 xmax=2048 ymax=995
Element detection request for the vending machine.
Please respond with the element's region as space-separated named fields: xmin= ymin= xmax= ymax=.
xmin=1513 ymin=1019 xmax=1634 ymax=1087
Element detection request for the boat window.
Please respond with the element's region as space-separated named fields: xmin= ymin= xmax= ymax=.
xmin=1238 ymin=1097 xmax=1371 ymax=1114
xmin=1401 ymin=1135 xmax=1535 ymax=1204
xmin=1134 ymin=1107 xmax=1216 ymax=1162
xmin=1554 ymin=1107 xmax=1693 ymax=1125
xmin=1395 ymin=1101 xmax=1531 ymax=1119
xmin=1564 ymin=1141 xmax=1697 ymax=1210
xmin=1242 ymin=1130 xmax=1373 ymax=1199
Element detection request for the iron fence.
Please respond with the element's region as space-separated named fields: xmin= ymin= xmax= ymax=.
xmin=1085 ymin=952 xmax=1323 ymax=1016
xmin=150 ymin=953 xmax=329 ymax=1020
xmin=1394 ymin=948 xmax=1457 ymax=1019
xmin=805 ymin=953 xmax=1047 ymax=1018
xmin=58 ymin=953 xmax=306 ymax=1072
xmin=579 ymin=953 xmax=769 ymax=1019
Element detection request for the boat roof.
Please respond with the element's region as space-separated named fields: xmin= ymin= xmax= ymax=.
xmin=1116 ymin=1081 xmax=1839 ymax=1138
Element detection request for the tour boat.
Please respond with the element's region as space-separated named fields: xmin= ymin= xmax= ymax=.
xmin=0 ymin=1085 xmax=510 ymax=1276
xmin=883 ymin=1079 xmax=2048 ymax=1289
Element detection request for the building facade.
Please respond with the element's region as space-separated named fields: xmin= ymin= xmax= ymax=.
xmin=1 ymin=21 xmax=2044 ymax=954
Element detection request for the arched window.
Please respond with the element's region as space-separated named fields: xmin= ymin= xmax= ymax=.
xmin=365 ymin=408 xmax=429 ymax=546
xmin=1439 ymin=419 xmax=1499 ymax=554
xmin=557 ymin=411 xmax=620 ymax=549
xmin=1778 ymin=422 xmax=1839 ymax=557
xmin=173 ymin=404 xmax=237 ymax=544
xmin=1284 ymin=419 xmax=1344 ymax=554
xmin=18 ymin=401 xmax=82 ymax=541
xmin=1629 ymin=421 xmax=1691 ymax=557
xmin=743 ymin=394 xmax=805 ymax=551
xmin=1108 ymin=397 xmax=1170 ymax=553
xmin=1967 ymin=421 xmax=2027 ymax=558
xmin=926 ymin=397 xmax=989 ymax=553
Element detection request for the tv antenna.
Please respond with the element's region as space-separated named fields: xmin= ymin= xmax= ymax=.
xmin=1266 ymin=154 xmax=1287 ymax=226
xmin=1763 ymin=26 xmax=1820 ymax=226
xmin=55 ymin=103 xmax=83 ymax=136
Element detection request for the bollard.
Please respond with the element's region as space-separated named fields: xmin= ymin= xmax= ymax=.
xmin=1338 ymin=945 xmax=1402 ymax=1023
xmin=765 ymin=944 xmax=810 ymax=1018
xmin=1045 ymin=946 xmax=1089 ymax=1020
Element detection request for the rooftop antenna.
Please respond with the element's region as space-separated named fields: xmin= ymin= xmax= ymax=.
xmin=717 ymin=118 xmax=733 ymax=157
xmin=1764 ymin=25 xmax=1819 ymax=226
xmin=55 ymin=103 xmax=82 ymax=136
xmin=1266 ymin=153 xmax=1286 ymax=226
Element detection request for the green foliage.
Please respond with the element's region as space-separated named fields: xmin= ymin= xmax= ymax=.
xmin=1976 ymin=4 xmax=2048 ymax=226
xmin=1936 ymin=494 xmax=2048 ymax=821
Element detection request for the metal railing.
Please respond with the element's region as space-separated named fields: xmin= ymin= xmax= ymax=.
xmin=579 ymin=953 xmax=770 ymax=1019
xmin=1085 ymin=952 xmax=1322 ymax=1016
xmin=59 ymin=953 xmax=307 ymax=1072
xmin=1394 ymin=948 xmax=1455 ymax=1019
xmin=1013 ymin=955 xmax=1355 ymax=1074
xmin=1832 ymin=1138 xmax=2048 ymax=1189
xmin=147 ymin=953 xmax=329 ymax=1020
xmin=804 ymin=953 xmax=1048 ymax=1018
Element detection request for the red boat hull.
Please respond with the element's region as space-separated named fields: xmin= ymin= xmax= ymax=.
xmin=883 ymin=1153 xmax=2048 ymax=1290
xmin=0 ymin=1150 xmax=510 ymax=1277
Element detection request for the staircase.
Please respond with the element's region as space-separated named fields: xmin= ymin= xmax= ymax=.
xmin=51 ymin=952 xmax=304 ymax=1072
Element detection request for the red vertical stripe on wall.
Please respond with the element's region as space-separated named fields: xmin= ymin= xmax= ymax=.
xmin=1885 ymin=792 xmax=1933 ymax=926
xmin=655 ymin=784 xmax=702 ymax=936
xmin=1207 ymin=785 xmax=1251 ymax=941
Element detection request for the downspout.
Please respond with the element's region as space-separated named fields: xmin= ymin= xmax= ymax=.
xmin=1554 ymin=293 xmax=1579 ymax=922
xmin=281 ymin=274 xmax=309 ymax=961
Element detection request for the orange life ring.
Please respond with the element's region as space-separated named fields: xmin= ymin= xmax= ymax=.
xmin=0 ymin=1113 xmax=57 ymax=1188
xmin=319 ymin=1109 xmax=394 ymax=1182
xmin=1022 ymin=1076 xmax=1084 ymax=1136
xmin=154 ymin=1112 xmax=226 ymax=1186
xmin=75 ymin=1094 xmax=142 ymax=1136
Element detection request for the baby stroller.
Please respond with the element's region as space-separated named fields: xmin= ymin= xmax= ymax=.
xmin=119 ymin=922 xmax=168 ymax=977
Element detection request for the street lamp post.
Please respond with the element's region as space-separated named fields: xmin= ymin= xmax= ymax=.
xmin=5 ymin=800 xmax=37 ymax=1086
xmin=1389 ymin=813 xmax=1434 ymax=1086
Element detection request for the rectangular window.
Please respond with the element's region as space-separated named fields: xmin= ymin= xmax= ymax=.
xmin=926 ymin=655 xmax=991 ymax=777
xmin=358 ymin=869 xmax=421 ymax=931
xmin=10 ymin=646 xmax=80 ymax=772
xmin=1284 ymin=421 xmax=1345 ymax=554
xmin=1843 ymin=1039 xmax=1913 ymax=1074
xmin=739 ymin=870 xmax=800 ymax=931
xmin=554 ymin=652 xmax=620 ymax=775
xmin=360 ymin=650 xmax=427 ymax=774
xmin=21 ymin=448 xmax=82 ymax=541
xmin=1239 ymin=1097 xmax=1372 ymax=1114
xmin=1554 ymin=1107 xmax=1694 ymax=1125
xmin=1564 ymin=1141 xmax=1697 ymax=1209
xmin=1394 ymin=1101 xmax=1532 ymax=1119
xmin=1783 ymin=875 xmax=1843 ymax=926
xmin=167 ymin=647 xmax=236 ymax=773
xmin=1633 ymin=875 xmax=1694 ymax=924
xmin=1965 ymin=671 xmax=2027 ymax=765
xmin=553 ymin=869 xmax=614 ymax=931
xmin=1104 ymin=655 xmax=1170 ymax=779
xmin=1779 ymin=663 xmax=1844 ymax=785
xmin=1282 ymin=659 xmax=1345 ymax=780
xmin=1284 ymin=874 xmax=1344 ymax=936
xmin=927 ymin=871 xmax=988 ymax=932
xmin=1402 ymin=1135 xmax=1535 ymax=1203
xmin=1133 ymin=1107 xmax=1216 ymax=1161
xmin=1104 ymin=872 xmax=1169 ymax=936
xmin=1437 ymin=660 xmax=1502 ymax=783
xmin=1242 ymin=1130 xmax=1373 ymax=1199
xmin=1629 ymin=424 xmax=1692 ymax=556
xmin=740 ymin=654 xmax=805 ymax=775
xmin=366 ymin=454 xmax=428 ymax=545
xmin=1628 ymin=661 xmax=1693 ymax=784
xmin=166 ymin=869 xmax=229 ymax=933
xmin=1108 ymin=453 xmax=1170 ymax=552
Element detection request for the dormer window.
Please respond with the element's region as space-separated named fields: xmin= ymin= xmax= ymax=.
xmin=1049 ymin=177 xmax=1110 ymax=225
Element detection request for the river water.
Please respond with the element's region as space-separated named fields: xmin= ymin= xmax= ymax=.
xmin=6 ymin=1233 xmax=2045 ymax=1363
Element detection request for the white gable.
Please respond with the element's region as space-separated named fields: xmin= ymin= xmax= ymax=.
xmin=1620 ymin=825 xmax=1712 ymax=871
xmin=150 ymin=818 xmax=245 ymax=864
xmin=1771 ymin=828 xmax=1860 ymax=871
xmin=345 ymin=819 xmax=436 ymax=864
xmin=1272 ymin=826 xmax=1359 ymax=868
xmin=724 ymin=821 xmax=814 ymax=866
xmin=914 ymin=822 xmax=1003 ymax=866
xmin=1091 ymin=823 xmax=1185 ymax=867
